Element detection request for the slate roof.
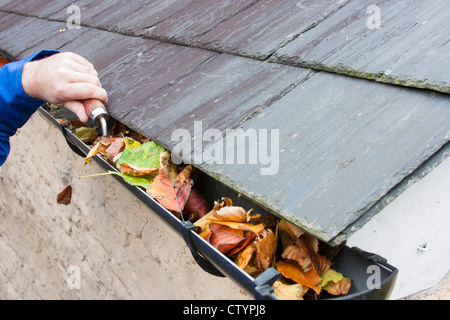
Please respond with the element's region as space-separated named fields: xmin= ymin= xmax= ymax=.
xmin=1 ymin=0 xmax=449 ymax=244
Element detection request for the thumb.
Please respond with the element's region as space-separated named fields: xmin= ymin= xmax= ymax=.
xmin=61 ymin=100 xmax=89 ymax=123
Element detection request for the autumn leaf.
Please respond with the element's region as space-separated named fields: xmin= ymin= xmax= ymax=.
xmin=276 ymin=260 xmax=323 ymax=295
xmin=322 ymin=277 xmax=352 ymax=296
xmin=209 ymin=223 xmax=254 ymax=257
xmin=320 ymin=268 xmax=344 ymax=287
xmin=84 ymin=137 xmax=123 ymax=165
xmin=184 ymin=188 xmax=210 ymax=219
xmin=57 ymin=185 xmax=72 ymax=206
xmin=106 ymin=137 xmax=125 ymax=163
xmin=194 ymin=205 xmax=265 ymax=236
xmin=254 ymin=229 xmax=277 ymax=271
xmin=159 ymin=150 xmax=178 ymax=181
xmin=116 ymin=141 xmax=164 ymax=177
xmin=301 ymin=233 xmax=332 ymax=275
xmin=272 ymin=278 xmax=308 ymax=300
xmin=79 ymin=171 xmax=153 ymax=189
xmin=146 ymin=165 xmax=193 ymax=212
xmin=281 ymin=243 xmax=313 ymax=272
xmin=75 ymin=126 xmax=98 ymax=143
xmin=235 ymin=242 xmax=257 ymax=270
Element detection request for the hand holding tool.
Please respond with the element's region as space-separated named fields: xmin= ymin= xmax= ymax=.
xmin=82 ymin=99 xmax=109 ymax=136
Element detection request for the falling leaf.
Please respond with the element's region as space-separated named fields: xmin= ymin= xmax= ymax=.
xmin=276 ymin=260 xmax=323 ymax=295
xmin=57 ymin=185 xmax=72 ymax=206
xmin=272 ymin=278 xmax=307 ymax=300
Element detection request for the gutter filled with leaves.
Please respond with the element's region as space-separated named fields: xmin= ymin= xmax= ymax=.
xmin=40 ymin=105 xmax=398 ymax=300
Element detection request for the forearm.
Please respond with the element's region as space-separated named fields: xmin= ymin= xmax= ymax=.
xmin=0 ymin=50 xmax=59 ymax=165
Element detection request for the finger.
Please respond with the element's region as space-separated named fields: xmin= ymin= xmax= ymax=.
xmin=61 ymin=100 xmax=90 ymax=123
xmin=68 ymin=72 xmax=102 ymax=87
xmin=61 ymin=83 xmax=108 ymax=104
xmin=70 ymin=62 xmax=99 ymax=78
xmin=63 ymin=52 xmax=95 ymax=69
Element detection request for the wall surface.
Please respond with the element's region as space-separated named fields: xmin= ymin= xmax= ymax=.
xmin=0 ymin=112 xmax=246 ymax=300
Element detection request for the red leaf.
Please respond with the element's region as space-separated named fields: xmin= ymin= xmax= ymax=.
xmin=147 ymin=166 xmax=193 ymax=212
xmin=209 ymin=223 xmax=252 ymax=256
xmin=184 ymin=188 xmax=210 ymax=219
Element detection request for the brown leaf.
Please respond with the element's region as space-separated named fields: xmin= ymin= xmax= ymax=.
xmin=146 ymin=166 xmax=193 ymax=212
xmin=213 ymin=197 xmax=252 ymax=222
xmin=277 ymin=220 xmax=304 ymax=249
xmin=276 ymin=260 xmax=322 ymax=294
xmin=322 ymin=277 xmax=352 ymax=296
xmin=159 ymin=151 xmax=178 ymax=181
xmin=235 ymin=242 xmax=257 ymax=270
xmin=57 ymin=186 xmax=72 ymax=206
xmin=281 ymin=242 xmax=313 ymax=272
xmin=301 ymin=233 xmax=332 ymax=275
xmin=254 ymin=229 xmax=277 ymax=271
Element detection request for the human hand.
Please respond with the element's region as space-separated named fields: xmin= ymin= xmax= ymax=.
xmin=21 ymin=52 xmax=107 ymax=123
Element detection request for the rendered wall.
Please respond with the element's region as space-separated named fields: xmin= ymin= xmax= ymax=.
xmin=0 ymin=112 xmax=246 ymax=300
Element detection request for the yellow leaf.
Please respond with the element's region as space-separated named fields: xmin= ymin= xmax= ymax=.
xmin=276 ymin=260 xmax=322 ymax=294
xmin=272 ymin=278 xmax=307 ymax=300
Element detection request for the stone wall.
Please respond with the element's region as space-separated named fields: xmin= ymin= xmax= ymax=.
xmin=0 ymin=112 xmax=247 ymax=300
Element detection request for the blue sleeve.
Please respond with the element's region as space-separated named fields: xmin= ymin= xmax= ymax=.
xmin=0 ymin=49 xmax=59 ymax=166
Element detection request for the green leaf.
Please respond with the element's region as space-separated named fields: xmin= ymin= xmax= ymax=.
xmin=320 ymin=268 xmax=344 ymax=287
xmin=75 ymin=127 xmax=98 ymax=143
xmin=79 ymin=171 xmax=153 ymax=189
xmin=116 ymin=141 xmax=165 ymax=175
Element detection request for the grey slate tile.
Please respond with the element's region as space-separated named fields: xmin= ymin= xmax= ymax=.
xmin=0 ymin=14 xmax=67 ymax=58
xmin=143 ymin=0 xmax=258 ymax=45
xmin=56 ymin=28 xmax=159 ymax=80
xmin=0 ymin=0 xmax=74 ymax=18
xmin=273 ymin=0 xmax=450 ymax=93
xmin=120 ymin=53 xmax=311 ymax=154
xmin=200 ymin=71 xmax=450 ymax=243
xmin=101 ymin=43 xmax=217 ymax=120
xmin=197 ymin=0 xmax=350 ymax=60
